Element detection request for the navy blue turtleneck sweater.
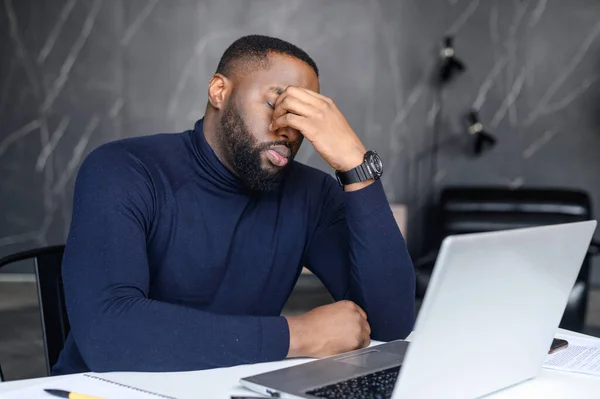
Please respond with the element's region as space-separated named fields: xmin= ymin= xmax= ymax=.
xmin=52 ymin=119 xmax=415 ymax=375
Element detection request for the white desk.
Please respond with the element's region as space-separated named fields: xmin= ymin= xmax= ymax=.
xmin=1 ymin=328 xmax=599 ymax=398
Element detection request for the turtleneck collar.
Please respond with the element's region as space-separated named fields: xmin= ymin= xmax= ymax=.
xmin=187 ymin=118 xmax=247 ymax=193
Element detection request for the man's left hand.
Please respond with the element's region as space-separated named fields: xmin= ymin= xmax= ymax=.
xmin=270 ymin=86 xmax=367 ymax=172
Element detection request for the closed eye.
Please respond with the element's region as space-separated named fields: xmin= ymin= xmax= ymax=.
xmin=266 ymin=101 xmax=275 ymax=109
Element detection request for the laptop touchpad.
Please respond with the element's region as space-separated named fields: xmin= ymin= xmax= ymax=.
xmin=335 ymin=349 xmax=404 ymax=368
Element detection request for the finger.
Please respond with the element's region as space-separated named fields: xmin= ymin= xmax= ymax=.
xmin=362 ymin=334 xmax=371 ymax=348
xmin=286 ymin=86 xmax=338 ymax=110
xmin=363 ymin=319 xmax=372 ymax=336
xmin=275 ymin=86 xmax=323 ymax=109
xmin=271 ymin=95 xmax=314 ymax=122
xmin=292 ymin=86 xmax=332 ymax=103
xmin=358 ymin=331 xmax=370 ymax=349
xmin=354 ymin=304 xmax=368 ymax=320
xmin=270 ymin=112 xmax=309 ymax=135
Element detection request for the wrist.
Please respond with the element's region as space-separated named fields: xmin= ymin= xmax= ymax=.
xmin=344 ymin=179 xmax=375 ymax=192
xmin=335 ymin=147 xmax=367 ymax=172
xmin=285 ymin=315 xmax=308 ymax=358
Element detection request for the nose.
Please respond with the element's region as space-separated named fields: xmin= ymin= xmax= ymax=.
xmin=275 ymin=126 xmax=300 ymax=143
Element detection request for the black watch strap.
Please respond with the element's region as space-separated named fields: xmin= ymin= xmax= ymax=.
xmin=335 ymin=163 xmax=373 ymax=186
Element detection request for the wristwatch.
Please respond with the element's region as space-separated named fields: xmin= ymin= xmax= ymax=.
xmin=335 ymin=150 xmax=384 ymax=187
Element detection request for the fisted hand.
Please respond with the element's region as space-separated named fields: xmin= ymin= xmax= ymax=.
xmin=285 ymin=300 xmax=371 ymax=358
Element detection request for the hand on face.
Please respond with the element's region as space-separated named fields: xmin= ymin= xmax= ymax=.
xmin=269 ymin=86 xmax=367 ymax=172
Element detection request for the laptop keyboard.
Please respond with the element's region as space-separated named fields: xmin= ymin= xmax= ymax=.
xmin=305 ymin=366 xmax=401 ymax=399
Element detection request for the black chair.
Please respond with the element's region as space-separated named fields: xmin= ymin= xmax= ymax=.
xmin=0 ymin=245 xmax=69 ymax=376
xmin=416 ymin=186 xmax=600 ymax=332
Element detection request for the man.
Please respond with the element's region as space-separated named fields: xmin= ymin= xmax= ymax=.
xmin=53 ymin=34 xmax=415 ymax=375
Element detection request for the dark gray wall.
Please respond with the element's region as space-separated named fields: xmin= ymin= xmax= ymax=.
xmin=1 ymin=1 xmax=599 ymax=275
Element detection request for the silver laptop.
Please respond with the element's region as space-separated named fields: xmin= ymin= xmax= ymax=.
xmin=240 ymin=220 xmax=597 ymax=399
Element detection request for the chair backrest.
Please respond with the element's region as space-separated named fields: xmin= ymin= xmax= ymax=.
xmin=0 ymin=245 xmax=69 ymax=376
xmin=438 ymin=186 xmax=592 ymax=238
xmin=434 ymin=186 xmax=594 ymax=275
xmin=430 ymin=186 xmax=595 ymax=332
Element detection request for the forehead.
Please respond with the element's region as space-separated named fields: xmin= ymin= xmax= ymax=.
xmin=236 ymin=52 xmax=320 ymax=93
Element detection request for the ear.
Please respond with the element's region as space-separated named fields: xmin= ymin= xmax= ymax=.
xmin=207 ymin=73 xmax=232 ymax=110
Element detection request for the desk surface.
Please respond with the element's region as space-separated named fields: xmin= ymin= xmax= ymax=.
xmin=1 ymin=328 xmax=599 ymax=398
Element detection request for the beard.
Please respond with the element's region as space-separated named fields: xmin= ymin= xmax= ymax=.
xmin=216 ymin=100 xmax=294 ymax=192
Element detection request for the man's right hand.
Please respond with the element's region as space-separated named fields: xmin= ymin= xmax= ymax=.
xmin=285 ymin=300 xmax=371 ymax=358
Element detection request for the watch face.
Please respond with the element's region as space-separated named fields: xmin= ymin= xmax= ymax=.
xmin=366 ymin=151 xmax=383 ymax=177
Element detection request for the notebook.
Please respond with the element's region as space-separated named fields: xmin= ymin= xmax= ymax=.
xmin=0 ymin=373 xmax=177 ymax=399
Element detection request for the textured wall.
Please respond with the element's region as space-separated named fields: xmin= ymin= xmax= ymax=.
xmin=1 ymin=0 xmax=599 ymax=274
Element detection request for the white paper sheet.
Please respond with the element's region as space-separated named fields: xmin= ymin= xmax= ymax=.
xmin=0 ymin=373 xmax=175 ymax=399
xmin=543 ymin=334 xmax=600 ymax=376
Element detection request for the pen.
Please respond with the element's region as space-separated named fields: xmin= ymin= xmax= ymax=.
xmin=44 ymin=388 xmax=107 ymax=399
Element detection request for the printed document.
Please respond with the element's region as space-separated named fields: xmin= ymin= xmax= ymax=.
xmin=544 ymin=333 xmax=600 ymax=376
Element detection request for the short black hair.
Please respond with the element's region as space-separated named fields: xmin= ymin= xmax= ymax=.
xmin=216 ymin=34 xmax=319 ymax=79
